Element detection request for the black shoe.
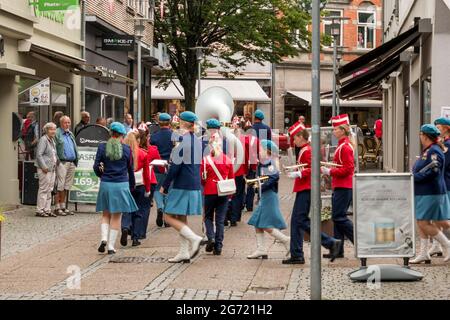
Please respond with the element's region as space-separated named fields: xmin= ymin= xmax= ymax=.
xmin=164 ymin=222 xmax=170 ymax=228
xmin=213 ymin=249 xmax=222 ymax=256
xmin=156 ymin=209 xmax=164 ymax=227
xmin=328 ymin=240 xmax=342 ymax=262
xmin=224 ymin=220 xmax=229 ymax=227
xmin=120 ymin=229 xmax=129 ymax=247
xmin=98 ymin=241 xmax=107 ymax=253
xmin=205 ymin=240 xmax=215 ymax=253
xmin=282 ymin=257 xmax=305 ymax=265
xmin=323 ymin=252 xmax=344 ymax=259
xmin=132 ymin=239 xmax=141 ymax=247
xmin=107 ymin=249 xmax=116 ymax=255
xmin=230 ymin=221 xmax=237 ymax=227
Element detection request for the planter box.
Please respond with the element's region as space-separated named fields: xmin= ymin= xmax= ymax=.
xmin=303 ymin=219 xmax=334 ymax=242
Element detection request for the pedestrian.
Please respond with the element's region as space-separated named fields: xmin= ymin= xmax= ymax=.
xmin=35 ymin=122 xmax=58 ymax=218
xmin=150 ymin=113 xmax=174 ymax=227
xmin=137 ymin=122 xmax=150 ymax=150
xmin=123 ymin=113 xmax=134 ymax=134
xmin=74 ymin=111 xmax=90 ymax=136
xmin=247 ymin=140 xmax=290 ymax=259
xmin=201 ymin=128 xmax=234 ymax=256
xmin=160 ymin=111 xmax=204 ymax=263
xmin=106 ymin=118 xmax=114 ymax=129
xmin=251 ymin=110 xmax=272 ymax=141
xmin=410 ymin=124 xmax=450 ymax=264
xmin=94 ymin=122 xmax=138 ymax=254
xmin=374 ymin=115 xmax=382 ymax=147
xmin=243 ymin=122 xmax=259 ymax=213
xmin=201 ymin=118 xmax=228 ymax=156
xmin=55 ymin=116 xmax=78 ymax=216
xmin=53 ymin=111 xmax=64 ymax=128
xmin=96 ymin=117 xmax=107 ymax=127
xmin=23 ymin=111 xmax=39 ymax=160
xmin=288 ymin=115 xmax=306 ymax=160
xmin=321 ymin=114 xmax=355 ymax=259
xmin=283 ymin=129 xmax=341 ymax=264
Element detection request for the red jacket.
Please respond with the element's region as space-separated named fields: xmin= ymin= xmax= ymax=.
xmin=201 ymin=153 xmax=235 ymax=195
xmin=293 ymin=143 xmax=312 ymax=193
xmin=135 ymin=148 xmax=152 ymax=193
xmin=330 ymin=137 xmax=354 ymax=189
xmin=288 ymin=121 xmax=306 ymax=147
xmin=235 ymin=135 xmax=249 ymax=177
xmin=246 ymin=134 xmax=258 ymax=172
xmin=374 ymin=119 xmax=382 ymax=138
xmin=147 ymin=145 xmax=163 ymax=188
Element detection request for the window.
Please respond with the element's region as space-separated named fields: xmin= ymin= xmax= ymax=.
xmin=324 ymin=10 xmax=343 ymax=47
xmin=422 ymin=77 xmax=432 ymax=125
xmin=357 ymin=7 xmax=376 ymax=49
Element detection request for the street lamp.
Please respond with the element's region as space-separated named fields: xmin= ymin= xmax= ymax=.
xmin=189 ymin=47 xmax=208 ymax=98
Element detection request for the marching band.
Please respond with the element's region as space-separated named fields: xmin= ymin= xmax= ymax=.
xmin=93 ymin=110 xmax=450 ymax=266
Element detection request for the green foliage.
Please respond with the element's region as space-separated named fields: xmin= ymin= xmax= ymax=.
xmin=154 ymin=0 xmax=314 ymax=110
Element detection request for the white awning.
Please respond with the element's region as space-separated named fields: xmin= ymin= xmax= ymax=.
xmin=444 ymin=0 xmax=450 ymax=11
xmin=287 ymin=91 xmax=382 ymax=108
xmin=152 ymin=79 xmax=271 ymax=102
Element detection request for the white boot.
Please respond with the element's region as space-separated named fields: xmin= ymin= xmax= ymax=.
xmin=433 ymin=232 xmax=450 ymax=262
xmin=428 ymin=239 xmax=443 ymax=257
xmin=107 ymin=229 xmax=119 ymax=254
xmin=247 ymin=233 xmax=268 ymax=259
xmin=269 ymin=229 xmax=291 ymax=256
xmin=98 ymin=223 xmax=109 ymax=253
xmin=180 ymin=226 xmax=203 ymax=259
xmin=410 ymin=238 xmax=431 ymax=264
xmin=168 ymin=235 xmax=191 ymax=263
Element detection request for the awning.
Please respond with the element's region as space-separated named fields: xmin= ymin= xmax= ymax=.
xmin=287 ymin=91 xmax=381 ymax=108
xmin=330 ymin=22 xmax=423 ymax=100
xmin=18 ymin=41 xmax=136 ymax=86
xmin=444 ymin=0 xmax=450 ymax=10
xmin=152 ymin=79 xmax=271 ymax=102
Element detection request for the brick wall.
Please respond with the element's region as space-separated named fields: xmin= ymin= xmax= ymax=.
xmin=86 ymin=0 xmax=154 ymax=46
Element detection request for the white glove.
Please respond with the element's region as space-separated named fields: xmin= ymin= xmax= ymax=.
xmin=321 ymin=167 xmax=331 ymax=176
xmin=288 ymin=171 xmax=302 ymax=179
xmin=144 ymin=191 xmax=151 ymax=198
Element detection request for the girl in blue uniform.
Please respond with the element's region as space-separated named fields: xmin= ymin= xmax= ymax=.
xmin=247 ymin=140 xmax=290 ymax=259
xmin=160 ymin=111 xmax=204 ymax=263
xmin=410 ymin=124 xmax=450 ymax=264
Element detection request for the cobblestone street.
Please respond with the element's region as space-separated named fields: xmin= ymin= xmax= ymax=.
xmin=0 ymin=175 xmax=449 ymax=300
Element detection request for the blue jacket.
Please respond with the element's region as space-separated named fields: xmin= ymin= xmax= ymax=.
xmin=163 ymin=132 xmax=202 ymax=192
xmin=150 ymin=127 xmax=175 ymax=161
xmin=259 ymin=158 xmax=279 ymax=193
xmin=413 ymin=144 xmax=447 ymax=196
xmin=93 ymin=143 xmax=135 ymax=189
xmin=251 ymin=121 xmax=272 ymax=141
xmin=444 ymin=138 xmax=450 ymax=191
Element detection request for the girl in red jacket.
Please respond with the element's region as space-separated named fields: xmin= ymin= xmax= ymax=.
xmin=321 ymin=114 xmax=355 ymax=258
xmin=201 ymin=124 xmax=235 ymax=255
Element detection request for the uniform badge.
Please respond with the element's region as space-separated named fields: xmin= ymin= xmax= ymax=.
xmin=268 ymin=165 xmax=275 ymax=172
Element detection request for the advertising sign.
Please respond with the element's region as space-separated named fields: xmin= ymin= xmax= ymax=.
xmin=102 ymin=34 xmax=135 ymax=51
xmin=354 ymin=173 xmax=415 ymax=258
xmin=37 ymin=0 xmax=78 ymax=11
xmin=29 ymin=78 xmax=50 ymax=106
xmin=69 ymin=125 xmax=110 ymax=204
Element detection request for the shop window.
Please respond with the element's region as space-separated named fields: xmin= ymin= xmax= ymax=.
xmin=422 ymin=77 xmax=432 ymax=125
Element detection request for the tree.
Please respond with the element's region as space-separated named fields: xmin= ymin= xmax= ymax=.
xmin=153 ymin=0 xmax=313 ymax=111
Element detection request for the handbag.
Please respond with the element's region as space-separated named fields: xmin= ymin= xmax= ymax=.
xmin=206 ymin=156 xmax=236 ymax=196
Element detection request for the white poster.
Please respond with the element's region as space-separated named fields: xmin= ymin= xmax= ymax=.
xmin=29 ymin=78 xmax=50 ymax=106
xmin=354 ymin=174 xmax=415 ymax=258
xmin=441 ymin=106 xmax=450 ymax=119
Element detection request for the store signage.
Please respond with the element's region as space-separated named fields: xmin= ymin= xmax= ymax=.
xmin=30 ymin=0 xmax=79 ymax=12
xmin=29 ymin=78 xmax=50 ymax=106
xmin=354 ymin=173 xmax=415 ymax=258
xmin=102 ymin=35 xmax=135 ymax=51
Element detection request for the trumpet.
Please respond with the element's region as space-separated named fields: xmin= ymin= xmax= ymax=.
xmin=283 ymin=164 xmax=307 ymax=172
xmin=320 ymin=161 xmax=343 ymax=168
xmin=245 ymin=176 xmax=269 ymax=185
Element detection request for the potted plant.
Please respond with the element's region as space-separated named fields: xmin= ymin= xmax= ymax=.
xmin=304 ymin=206 xmax=334 ymax=242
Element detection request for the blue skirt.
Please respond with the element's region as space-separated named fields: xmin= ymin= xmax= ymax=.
xmin=165 ymin=188 xmax=203 ymax=216
xmin=96 ymin=181 xmax=139 ymax=214
xmin=415 ymin=193 xmax=450 ymax=221
xmin=248 ymin=190 xmax=287 ymax=230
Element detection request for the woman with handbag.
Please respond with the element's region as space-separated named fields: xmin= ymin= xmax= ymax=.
xmin=120 ymin=131 xmax=156 ymax=247
xmin=160 ymin=111 xmax=204 ymax=263
xmin=94 ymin=122 xmax=138 ymax=254
xmin=247 ymin=140 xmax=290 ymax=259
xmin=201 ymin=120 xmax=235 ymax=256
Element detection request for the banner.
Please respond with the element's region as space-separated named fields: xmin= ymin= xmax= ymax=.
xmin=354 ymin=173 xmax=415 ymax=258
xmin=35 ymin=0 xmax=79 ymax=11
xmin=29 ymin=78 xmax=50 ymax=106
xmin=69 ymin=147 xmax=99 ymax=204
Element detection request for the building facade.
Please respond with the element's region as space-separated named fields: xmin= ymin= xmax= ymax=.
xmin=382 ymin=0 xmax=450 ymax=172
xmin=274 ymin=0 xmax=383 ymax=131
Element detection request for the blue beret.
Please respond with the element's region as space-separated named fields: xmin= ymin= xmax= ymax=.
xmin=110 ymin=122 xmax=126 ymax=135
xmin=254 ymin=110 xmax=265 ymax=120
xmin=206 ymin=118 xmax=221 ymax=129
xmin=260 ymin=139 xmax=279 ymax=154
xmin=180 ymin=111 xmax=198 ymax=123
xmin=159 ymin=113 xmax=171 ymax=122
xmin=421 ymin=124 xmax=441 ymax=138
xmin=434 ymin=117 xmax=450 ymax=126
